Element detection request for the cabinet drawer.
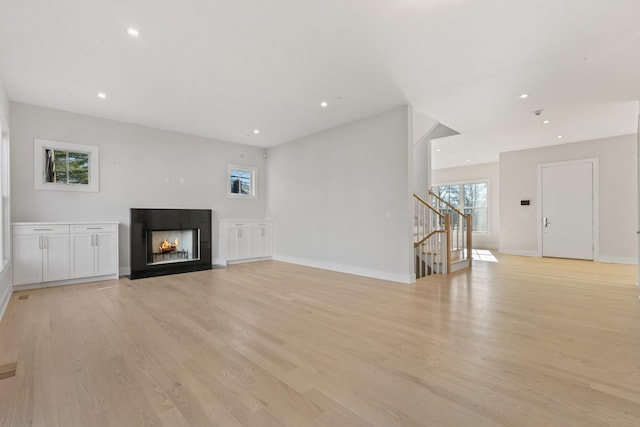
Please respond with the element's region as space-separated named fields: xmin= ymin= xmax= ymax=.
xmin=13 ymin=224 xmax=69 ymax=236
xmin=70 ymin=224 xmax=118 ymax=234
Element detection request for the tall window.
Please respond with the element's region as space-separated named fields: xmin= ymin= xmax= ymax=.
xmin=432 ymin=181 xmax=489 ymax=233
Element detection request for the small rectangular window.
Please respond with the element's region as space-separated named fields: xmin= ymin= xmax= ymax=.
xmin=35 ymin=139 xmax=99 ymax=192
xmin=227 ymin=165 xmax=257 ymax=199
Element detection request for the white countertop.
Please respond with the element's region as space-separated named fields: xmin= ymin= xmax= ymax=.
xmin=12 ymin=221 xmax=120 ymax=226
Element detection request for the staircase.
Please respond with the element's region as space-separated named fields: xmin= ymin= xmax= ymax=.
xmin=414 ymin=192 xmax=472 ymax=278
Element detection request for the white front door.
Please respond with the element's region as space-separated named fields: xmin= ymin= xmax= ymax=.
xmin=541 ymin=161 xmax=594 ymax=260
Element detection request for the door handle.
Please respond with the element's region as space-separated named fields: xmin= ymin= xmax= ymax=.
xmin=543 ymin=217 xmax=550 ymax=228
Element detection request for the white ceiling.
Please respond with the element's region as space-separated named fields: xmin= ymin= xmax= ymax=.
xmin=1 ymin=0 xmax=639 ymax=169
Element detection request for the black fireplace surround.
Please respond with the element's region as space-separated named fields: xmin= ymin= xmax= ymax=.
xmin=130 ymin=208 xmax=212 ymax=279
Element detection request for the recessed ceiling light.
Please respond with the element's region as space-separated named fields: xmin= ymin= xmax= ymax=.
xmin=557 ymin=135 xmax=564 ymax=139
xmin=97 ymin=92 xmax=107 ymax=99
xmin=466 ymin=159 xmax=471 ymax=163
xmin=253 ymin=129 xmax=260 ymax=134
xmin=320 ymin=101 xmax=328 ymax=108
xmin=542 ymin=119 xmax=551 ymax=124
xmin=519 ymin=93 xmax=529 ymax=99
xmin=127 ymin=27 xmax=140 ymax=37
xmin=436 ymin=148 xmax=441 ymax=152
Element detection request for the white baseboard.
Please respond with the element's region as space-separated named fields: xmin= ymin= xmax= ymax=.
xmin=498 ymin=249 xmax=540 ymax=257
xmin=227 ymin=257 xmax=272 ymax=265
xmin=595 ymin=256 xmax=637 ymax=265
xmin=272 ymin=254 xmax=414 ymax=284
xmin=12 ymin=274 xmax=119 ymax=292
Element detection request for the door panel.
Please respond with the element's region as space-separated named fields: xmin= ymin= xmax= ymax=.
xmin=95 ymin=232 xmax=118 ymax=276
xmin=541 ymin=162 xmax=593 ymax=260
xmin=12 ymin=235 xmax=43 ymax=285
xmin=43 ymin=234 xmax=70 ymax=282
xmin=70 ymin=233 xmax=93 ymax=278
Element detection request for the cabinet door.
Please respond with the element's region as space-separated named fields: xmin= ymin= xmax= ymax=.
xmin=94 ymin=232 xmax=118 ymax=276
xmin=226 ymin=227 xmax=239 ymax=260
xmin=12 ymin=235 xmax=43 ymax=285
xmin=251 ymin=225 xmax=273 ymax=258
xmin=260 ymin=225 xmax=273 ymax=257
xmin=43 ymin=234 xmax=70 ymax=282
xmin=226 ymin=226 xmax=252 ymax=260
xmin=70 ymin=233 xmax=94 ymax=279
xmin=238 ymin=227 xmax=252 ymax=259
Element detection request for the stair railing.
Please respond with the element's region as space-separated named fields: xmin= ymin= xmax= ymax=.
xmin=413 ymin=194 xmax=449 ymax=278
xmin=429 ymin=191 xmax=472 ymax=269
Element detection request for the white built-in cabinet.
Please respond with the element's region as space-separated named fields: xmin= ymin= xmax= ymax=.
xmin=69 ymin=224 xmax=118 ymax=278
xmin=220 ymin=220 xmax=273 ymax=263
xmin=12 ymin=222 xmax=119 ymax=289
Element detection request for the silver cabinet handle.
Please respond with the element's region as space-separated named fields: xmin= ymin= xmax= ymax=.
xmin=34 ymin=228 xmax=53 ymax=231
xmin=87 ymin=227 xmax=102 ymax=230
xmin=44 ymin=236 xmax=48 ymax=250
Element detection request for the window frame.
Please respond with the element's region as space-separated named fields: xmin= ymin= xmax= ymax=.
xmin=0 ymin=124 xmax=8 ymax=266
xmin=33 ymin=139 xmax=99 ymax=192
xmin=226 ymin=164 xmax=257 ymax=199
xmin=432 ymin=178 xmax=490 ymax=235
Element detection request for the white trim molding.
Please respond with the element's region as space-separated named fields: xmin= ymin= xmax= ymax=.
xmin=595 ymin=256 xmax=637 ymax=265
xmin=272 ymin=254 xmax=414 ymax=284
xmin=498 ymin=249 xmax=539 ymax=257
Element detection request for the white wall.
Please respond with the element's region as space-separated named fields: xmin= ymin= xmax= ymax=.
xmin=432 ymin=162 xmax=500 ymax=249
xmin=500 ymin=134 xmax=637 ymax=263
xmin=267 ymin=106 xmax=414 ymax=283
xmin=412 ymin=109 xmax=437 ymax=200
xmin=10 ymin=102 xmax=268 ymax=273
xmin=413 ymin=138 xmax=431 ymax=200
xmin=0 ymin=73 xmax=11 ymax=321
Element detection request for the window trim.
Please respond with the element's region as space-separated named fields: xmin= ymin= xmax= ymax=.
xmin=33 ymin=139 xmax=99 ymax=192
xmin=226 ymin=164 xmax=257 ymax=199
xmin=432 ymin=178 xmax=491 ymax=235
xmin=0 ymin=124 xmax=8 ymax=267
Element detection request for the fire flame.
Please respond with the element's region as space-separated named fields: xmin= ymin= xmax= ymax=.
xmin=160 ymin=238 xmax=179 ymax=250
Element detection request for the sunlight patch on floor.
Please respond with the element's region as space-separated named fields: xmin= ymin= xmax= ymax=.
xmin=472 ymin=249 xmax=498 ymax=262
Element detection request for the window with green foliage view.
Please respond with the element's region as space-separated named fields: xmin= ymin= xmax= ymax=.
xmin=45 ymin=149 xmax=89 ymax=184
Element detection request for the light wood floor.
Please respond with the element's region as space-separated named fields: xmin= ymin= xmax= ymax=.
xmin=0 ymin=255 xmax=639 ymax=426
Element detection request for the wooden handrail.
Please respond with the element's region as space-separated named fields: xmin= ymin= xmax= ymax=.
xmin=429 ymin=191 xmax=466 ymax=218
xmin=413 ymin=194 xmax=444 ymax=219
xmin=414 ymin=230 xmax=445 ymax=248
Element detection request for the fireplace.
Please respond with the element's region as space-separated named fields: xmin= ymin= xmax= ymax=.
xmin=130 ymin=208 xmax=212 ymax=279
